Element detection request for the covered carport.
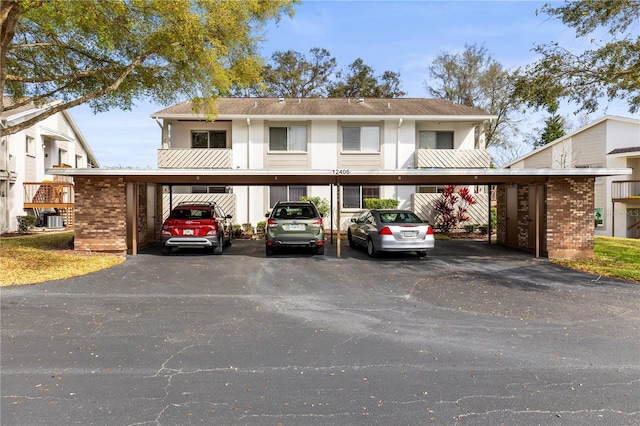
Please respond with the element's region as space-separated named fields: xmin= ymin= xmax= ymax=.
xmin=49 ymin=167 xmax=631 ymax=259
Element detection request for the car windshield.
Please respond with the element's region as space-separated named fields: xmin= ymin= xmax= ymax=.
xmin=379 ymin=212 xmax=422 ymax=224
xmin=170 ymin=208 xmax=211 ymax=219
xmin=274 ymin=206 xmax=316 ymax=219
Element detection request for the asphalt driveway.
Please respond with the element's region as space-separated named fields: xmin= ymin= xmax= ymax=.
xmin=1 ymin=239 xmax=639 ymax=425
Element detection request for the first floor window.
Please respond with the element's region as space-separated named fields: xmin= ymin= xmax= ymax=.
xmin=269 ymin=126 xmax=307 ymax=151
xmin=191 ymin=186 xmax=229 ymax=194
xmin=343 ymin=185 xmax=380 ymax=209
xmin=26 ymin=136 xmax=35 ymax=157
xmin=342 ymin=126 xmax=380 ymax=152
xmin=418 ymin=131 xmax=454 ymax=149
xmin=270 ymin=185 xmax=307 ymax=207
xmin=191 ymin=130 xmax=226 ymax=148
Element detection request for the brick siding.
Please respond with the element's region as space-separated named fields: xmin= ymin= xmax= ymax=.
xmin=74 ymin=176 xmax=127 ymax=254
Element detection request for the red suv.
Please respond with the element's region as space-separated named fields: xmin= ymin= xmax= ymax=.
xmin=161 ymin=202 xmax=233 ymax=255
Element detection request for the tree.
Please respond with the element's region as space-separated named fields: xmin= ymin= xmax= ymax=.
xmin=257 ymin=48 xmax=337 ymax=98
xmin=328 ymin=58 xmax=405 ymax=98
xmin=0 ymin=0 xmax=296 ymax=136
xmin=424 ymin=43 xmax=521 ymax=150
xmin=537 ymin=103 xmax=566 ymax=148
xmin=512 ymin=0 xmax=640 ymax=113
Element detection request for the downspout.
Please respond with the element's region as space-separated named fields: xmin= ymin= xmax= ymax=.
xmin=397 ymin=118 xmax=403 ymax=202
xmin=0 ymin=118 xmax=9 ymax=233
xmin=246 ymin=118 xmax=251 ymax=226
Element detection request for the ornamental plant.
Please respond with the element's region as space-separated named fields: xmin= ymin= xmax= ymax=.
xmin=433 ymin=185 xmax=476 ymax=232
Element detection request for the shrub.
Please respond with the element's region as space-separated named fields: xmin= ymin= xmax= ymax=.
xmin=256 ymin=220 xmax=267 ymax=235
xmin=464 ymin=224 xmax=476 ymax=233
xmin=232 ymin=224 xmax=243 ymax=238
xmin=17 ymin=215 xmax=37 ymax=234
xmin=299 ymin=196 xmax=330 ymax=217
xmin=433 ymin=185 xmax=476 ymax=232
xmin=242 ymin=223 xmax=253 ymax=232
xmin=364 ymin=198 xmax=400 ymax=209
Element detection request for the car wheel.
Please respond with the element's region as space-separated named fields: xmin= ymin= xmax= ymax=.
xmin=315 ymin=245 xmax=325 ymax=255
xmin=348 ymin=230 xmax=356 ymax=248
xmin=213 ymin=237 xmax=223 ymax=255
xmin=366 ymin=238 xmax=377 ymax=258
xmin=416 ymin=251 xmax=428 ymax=258
xmin=266 ymin=245 xmax=275 ymax=256
xmin=226 ymin=230 xmax=232 ymax=247
xmin=161 ymin=245 xmax=171 ymax=255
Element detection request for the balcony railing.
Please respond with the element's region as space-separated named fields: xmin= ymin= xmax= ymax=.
xmin=415 ymin=149 xmax=491 ymax=169
xmin=611 ymin=180 xmax=640 ymax=201
xmin=157 ymin=148 xmax=232 ymax=169
xmin=23 ymin=182 xmax=74 ymax=208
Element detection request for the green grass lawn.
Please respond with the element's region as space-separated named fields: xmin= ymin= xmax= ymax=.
xmin=552 ymin=236 xmax=640 ymax=283
xmin=0 ymin=231 xmax=125 ymax=286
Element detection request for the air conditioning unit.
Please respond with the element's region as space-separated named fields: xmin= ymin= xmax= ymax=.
xmin=47 ymin=216 xmax=64 ymax=229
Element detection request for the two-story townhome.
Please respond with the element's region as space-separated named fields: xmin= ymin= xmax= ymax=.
xmin=505 ymin=116 xmax=640 ymax=238
xmin=0 ymin=98 xmax=99 ymax=233
xmin=151 ymin=97 xmax=495 ymax=229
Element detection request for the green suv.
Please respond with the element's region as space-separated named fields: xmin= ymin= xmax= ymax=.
xmin=265 ymin=201 xmax=325 ymax=256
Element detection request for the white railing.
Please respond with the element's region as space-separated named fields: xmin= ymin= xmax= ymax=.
xmin=415 ymin=149 xmax=491 ymax=169
xmin=158 ymin=148 xmax=232 ymax=169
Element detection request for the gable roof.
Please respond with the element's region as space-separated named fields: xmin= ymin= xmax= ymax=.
xmin=151 ymin=97 xmax=495 ymax=121
xmin=503 ymin=115 xmax=640 ymax=168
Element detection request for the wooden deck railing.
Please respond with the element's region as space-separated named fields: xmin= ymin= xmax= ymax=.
xmin=23 ymin=182 xmax=74 ymax=208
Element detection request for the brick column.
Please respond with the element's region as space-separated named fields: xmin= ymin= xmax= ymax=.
xmin=495 ymin=184 xmax=507 ymax=244
xmin=74 ymin=176 xmax=127 ymax=254
xmin=546 ymin=177 xmax=594 ymax=259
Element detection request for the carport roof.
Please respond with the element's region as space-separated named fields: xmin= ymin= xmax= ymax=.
xmin=48 ymin=167 xmax=633 ymax=186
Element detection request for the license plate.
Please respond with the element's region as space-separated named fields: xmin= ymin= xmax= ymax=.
xmin=288 ymin=224 xmax=304 ymax=231
xmin=401 ymin=230 xmax=419 ymax=238
xmin=183 ymin=229 xmax=194 ymax=235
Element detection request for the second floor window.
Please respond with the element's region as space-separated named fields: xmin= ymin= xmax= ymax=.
xmin=342 ymin=126 xmax=380 ymax=152
xmin=192 ymin=130 xmax=226 ymax=148
xmin=26 ymin=136 xmax=35 ymax=157
xmin=418 ymin=131 xmax=454 ymax=149
xmin=269 ymin=126 xmax=307 ymax=152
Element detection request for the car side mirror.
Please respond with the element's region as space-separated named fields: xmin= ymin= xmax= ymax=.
xmin=350 ymin=218 xmax=357 ymax=223
xmin=226 ymin=215 xmax=232 ymax=219
xmin=265 ymin=213 xmax=270 ymax=218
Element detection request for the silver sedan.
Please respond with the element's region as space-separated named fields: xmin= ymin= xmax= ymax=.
xmin=348 ymin=209 xmax=435 ymax=258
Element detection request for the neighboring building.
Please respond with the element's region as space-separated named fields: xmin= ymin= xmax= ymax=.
xmin=505 ymin=116 xmax=640 ymax=238
xmin=0 ymin=98 xmax=99 ymax=233
xmin=151 ymin=97 xmax=495 ymax=229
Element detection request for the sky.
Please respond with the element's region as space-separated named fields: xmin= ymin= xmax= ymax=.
xmin=70 ymin=0 xmax=634 ymax=168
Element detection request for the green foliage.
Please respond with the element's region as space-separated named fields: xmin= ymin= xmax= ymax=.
xmin=256 ymin=220 xmax=267 ymax=235
xmin=299 ymin=195 xmax=330 ymax=217
xmin=16 ymin=215 xmax=36 ymax=234
xmin=513 ymin=0 xmax=640 ymax=114
xmin=536 ymin=102 xmax=566 ymax=148
xmin=328 ymin=58 xmax=406 ymax=98
xmin=363 ymin=198 xmax=400 ymax=209
xmin=490 ymin=207 xmax=497 ymax=229
xmin=242 ymin=223 xmax=253 ymax=232
xmin=1 ymin=0 xmax=297 ymax=136
xmin=249 ymin=48 xmax=336 ymax=98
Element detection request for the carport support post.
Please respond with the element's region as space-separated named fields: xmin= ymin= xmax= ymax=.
xmin=336 ymin=183 xmax=341 ymax=258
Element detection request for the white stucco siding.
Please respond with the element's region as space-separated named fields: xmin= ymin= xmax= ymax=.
xmin=309 ymin=121 xmax=338 ymax=169
xmin=231 ymin=120 xmax=249 ymax=169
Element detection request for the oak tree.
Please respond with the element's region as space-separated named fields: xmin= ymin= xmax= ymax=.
xmin=1 ymin=0 xmax=296 ymax=136
xmin=513 ymin=0 xmax=640 ymax=113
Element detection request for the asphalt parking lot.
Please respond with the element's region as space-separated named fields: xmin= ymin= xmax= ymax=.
xmin=2 ymin=239 xmax=639 ymax=425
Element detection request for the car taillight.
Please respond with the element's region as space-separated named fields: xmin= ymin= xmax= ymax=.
xmin=206 ymin=229 xmax=218 ymax=236
xmin=161 ymin=229 xmax=171 ymax=236
xmin=426 ymin=226 xmax=434 ymax=235
xmin=379 ymin=226 xmax=393 ymax=235
xmin=267 ymin=218 xmax=278 ymax=227
xmin=313 ymin=218 xmax=323 ymax=226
